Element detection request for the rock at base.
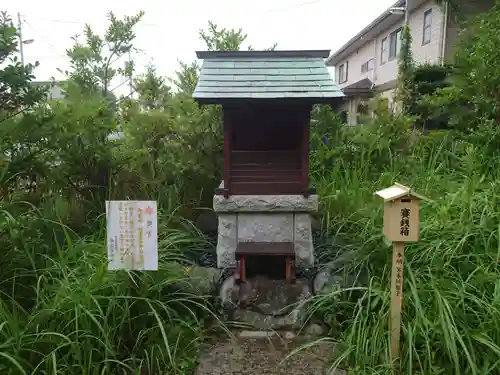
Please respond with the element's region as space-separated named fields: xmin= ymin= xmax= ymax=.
xmin=225 ymin=276 xmax=313 ymax=331
xmin=303 ymin=322 xmax=327 ymax=337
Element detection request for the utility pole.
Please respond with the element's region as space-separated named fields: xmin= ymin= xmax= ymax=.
xmin=17 ymin=13 xmax=34 ymax=67
xmin=17 ymin=12 xmax=25 ymax=66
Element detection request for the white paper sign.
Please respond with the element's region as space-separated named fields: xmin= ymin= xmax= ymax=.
xmin=106 ymin=200 xmax=158 ymax=271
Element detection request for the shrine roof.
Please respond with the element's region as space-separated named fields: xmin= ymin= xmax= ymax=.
xmin=193 ymin=50 xmax=344 ymax=103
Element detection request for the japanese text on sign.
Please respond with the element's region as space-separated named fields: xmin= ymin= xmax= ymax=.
xmin=395 ymin=251 xmax=403 ymax=297
xmin=400 ymin=208 xmax=411 ymax=237
xmin=106 ymin=201 xmax=158 ymax=271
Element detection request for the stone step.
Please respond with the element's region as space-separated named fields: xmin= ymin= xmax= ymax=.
xmin=238 ymin=330 xmax=297 ymax=340
xmin=237 ymin=325 xmax=326 ymax=340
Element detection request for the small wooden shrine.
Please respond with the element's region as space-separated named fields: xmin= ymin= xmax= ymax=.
xmin=193 ymin=50 xmax=344 ymax=198
xmin=193 ymin=50 xmax=344 ymax=283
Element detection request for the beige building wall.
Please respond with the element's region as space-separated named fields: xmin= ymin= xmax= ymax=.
xmin=335 ymin=41 xmax=376 ymax=88
xmin=375 ymin=1 xmax=444 ymax=87
xmin=334 ymin=0 xmax=451 ymax=124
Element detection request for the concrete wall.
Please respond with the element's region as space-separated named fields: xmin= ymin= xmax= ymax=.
xmin=47 ymin=85 xmax=65 ymax=100
xmin=31 ymin=81 xmax=66 ymax=100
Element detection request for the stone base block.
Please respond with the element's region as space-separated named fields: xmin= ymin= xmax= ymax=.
xmin=216 ymin=214 xmax=238 ymax=268
xmin=214 ymin=191 xmax=317 ymax=268
xmin=213 ymin=191 xmax=318 ymax=213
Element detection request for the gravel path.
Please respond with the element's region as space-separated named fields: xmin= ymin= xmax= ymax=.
xmin=195 ymin=332 xmax=345 ymax=375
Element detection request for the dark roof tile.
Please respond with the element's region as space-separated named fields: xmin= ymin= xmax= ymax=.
xmin=193 ymin=50 xmax=344 ymax=102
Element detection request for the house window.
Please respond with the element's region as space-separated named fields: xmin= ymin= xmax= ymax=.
xmin=389 ymin=28 xmax=403 ymax=60
xmin=338 ymin=62 xmax=348 ymax=83
xmin=423 ymin=9 xmax=432 ymax=45
xmin=361 ymin=58 xmax=375 ymax=73
xmin=381 ymin=37 xmax=388 ymax=64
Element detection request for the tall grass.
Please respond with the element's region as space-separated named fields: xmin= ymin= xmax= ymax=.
xmin=0 ymin=81 xmax=224 ymax=374
xmin=0 ymin=192 xmax=220 ymax=374
xmin=310 ymin=124 xmax=500 ymax=374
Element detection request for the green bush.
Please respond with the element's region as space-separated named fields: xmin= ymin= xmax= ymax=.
xmin=409 ymin=63 xmax=453 ymax=131
xmin=0 ymin=13 xmax=236 ymax=374
xmin=309 ymin=115 xmax=500 ymax=374
xmin=425 ymin=1 xmax=500 ymax=132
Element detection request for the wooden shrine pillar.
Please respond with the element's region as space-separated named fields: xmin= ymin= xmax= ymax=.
xmin=223 ymin=116 xmax=232 ymax=198
xmin=301 ymin=117 xmax=310 ymax=197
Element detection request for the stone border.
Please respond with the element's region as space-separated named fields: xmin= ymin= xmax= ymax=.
xmin=214 ymin=195 xmax=319 ymax=213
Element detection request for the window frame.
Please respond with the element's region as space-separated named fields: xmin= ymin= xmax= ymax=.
xmin=381 ymin=37 xmax=388 ymax=64
xmin=338 ymin=61 xmax=348 ymax=83
xmin=389 ymin=27 xmax=403 ymax=60
xmin=422 ymin=8 xmax=432 ymax=45
xmin=361 ymin=58 xmax=375 ymax=73
xmin=367 ymin=58 xmax=374 ymax=71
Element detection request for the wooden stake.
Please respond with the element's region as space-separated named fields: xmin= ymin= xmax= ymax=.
xmin=390 ymin=241 xmax=405 ymax=363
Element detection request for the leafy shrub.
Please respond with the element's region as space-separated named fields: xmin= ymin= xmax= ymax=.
xmin=425 ymin=1 xmax=500 ymax=131
xmin=409 ymin=63 xmax=453 ymax=131
xmin=309 ymin=112 xmax=500 ymax=374
xmin=0 ymin=12 xmax=243 ymax=374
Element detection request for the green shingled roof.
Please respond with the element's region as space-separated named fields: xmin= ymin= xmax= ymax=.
xmin=193 ymin=50 xmax=344 ymax=102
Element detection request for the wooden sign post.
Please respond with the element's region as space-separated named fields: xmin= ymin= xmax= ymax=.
xmin=375 ymin=183 xmax=429 ymax=364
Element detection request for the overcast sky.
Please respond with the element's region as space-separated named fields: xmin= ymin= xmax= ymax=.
xmin=4 ymin=0 xmax=395 ymax=94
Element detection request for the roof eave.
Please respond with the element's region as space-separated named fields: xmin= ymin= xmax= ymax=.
xmin=196 ymin=50 xmax=331 ymax=59
xmin=193 ymin=96 xmax=345 ymax=105
xmin=326 ymin=0 xmax=405 ymax=66
xmin=343 ymin=88 xmax=373 ymax=96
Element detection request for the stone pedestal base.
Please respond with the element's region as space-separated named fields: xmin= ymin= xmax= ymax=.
xmin=213 ymin=187 xmax=318 ymax=268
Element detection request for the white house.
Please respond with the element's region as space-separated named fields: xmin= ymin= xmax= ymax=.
xmin=326 ymin=0 xmax=493 ymax=125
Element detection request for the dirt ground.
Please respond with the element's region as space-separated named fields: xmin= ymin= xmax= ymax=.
xmin=194 ymin=332 xmax=346 ymax=375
